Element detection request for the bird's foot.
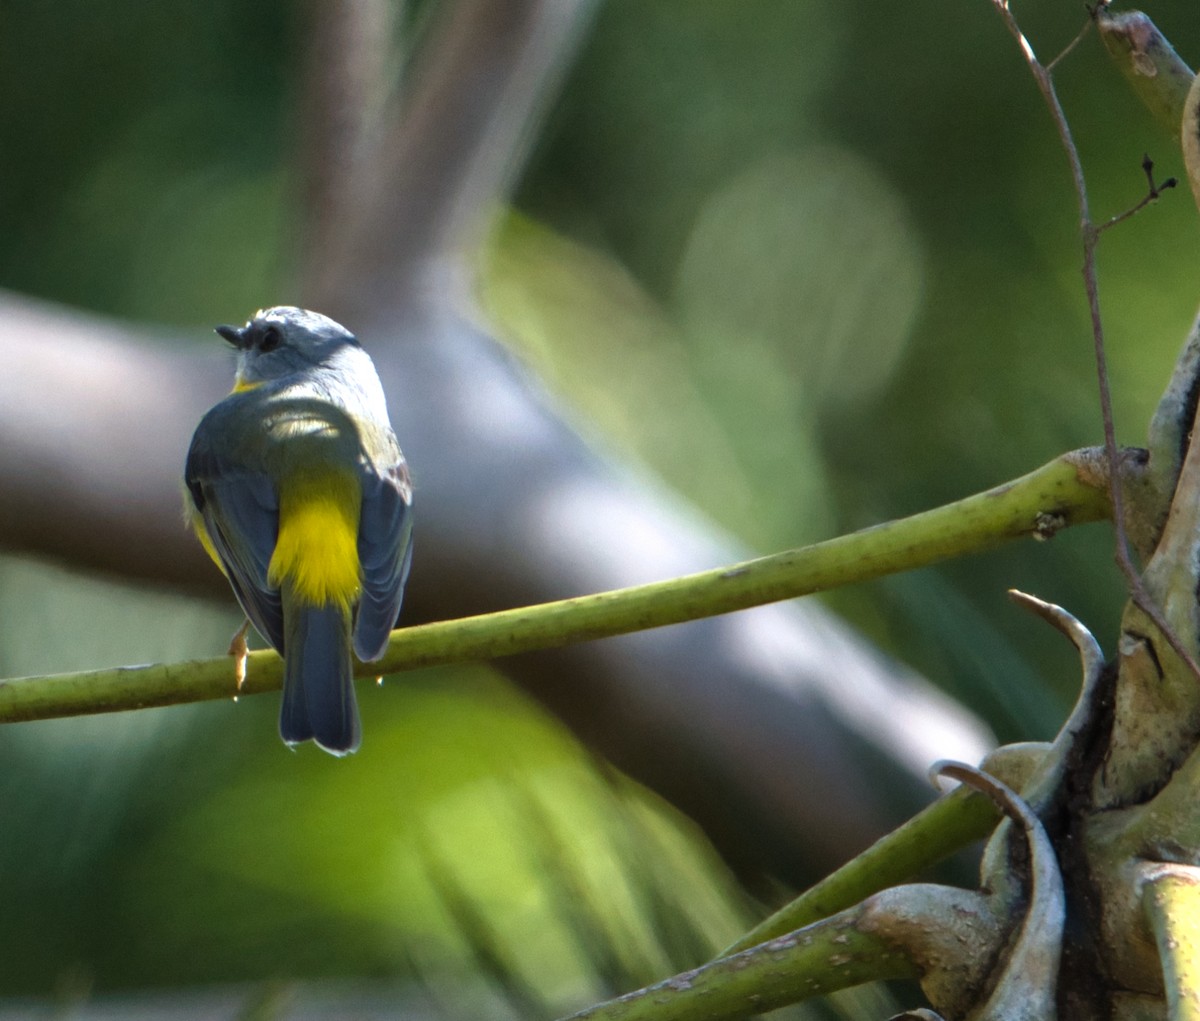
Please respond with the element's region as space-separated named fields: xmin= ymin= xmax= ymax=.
xmin=228 ymin=618 xmax=252 ymax=695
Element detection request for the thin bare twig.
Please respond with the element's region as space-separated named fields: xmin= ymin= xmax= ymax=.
xmin=1046 ymin=15 xmax=1094 ymax=74
xmin=988 ymin=1 xmax=1200 ymax=682
xmin=1098 ymin=155 xmax=1177 ymax=234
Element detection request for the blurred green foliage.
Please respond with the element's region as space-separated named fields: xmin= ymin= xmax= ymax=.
xmin=493 ymin=0 xmax=1200 ymax=737
xmin=0 ymin=559 xmax=752 ymax=1016
xmin=2 ymin=0 xmax=1200 ymax=1016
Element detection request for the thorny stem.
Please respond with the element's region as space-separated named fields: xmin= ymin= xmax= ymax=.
xmin=989 ymin=1 xmax=1200 ymax=682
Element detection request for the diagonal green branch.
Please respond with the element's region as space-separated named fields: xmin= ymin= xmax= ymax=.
xmin=562 ymin=757 xmax=1066 ymax=1021
xmin=720 ymin=784 xmax=999 ymax=955
xmin=0 ymin=449 xmax=1116 ymax=724
xmin=720 ymin=741 xmax=1048 ymax=956
xmin=558 ymin=904 xmax=919 ymax=1021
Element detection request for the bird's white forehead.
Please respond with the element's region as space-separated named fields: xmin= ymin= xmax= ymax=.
xmin=253 ymin=306 xmax=331 ymax=328
xmin=242 ymin=307 xmax=356 ymax=345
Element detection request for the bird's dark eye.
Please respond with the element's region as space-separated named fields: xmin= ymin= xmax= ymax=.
xmin=259 ymin=325 xmax=282 ymax=352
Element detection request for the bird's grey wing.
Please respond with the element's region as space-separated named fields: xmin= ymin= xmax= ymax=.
xmin=186 ymin=423 xmax=285 ymax=653
xmin=353 ymin=459 xmax=413 ymax=662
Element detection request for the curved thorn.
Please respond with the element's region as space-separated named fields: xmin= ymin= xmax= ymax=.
xmin=933 ymin=761 xmax=1064 ymax=1021
xmin=1006 ymin=590 xmax=1109 ymax=812
xmin=1008 ymin=589 xmax=1104 ymax=676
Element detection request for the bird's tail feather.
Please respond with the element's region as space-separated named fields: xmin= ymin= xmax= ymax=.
xmin=280 ymin=595 xmax=360 ymax=756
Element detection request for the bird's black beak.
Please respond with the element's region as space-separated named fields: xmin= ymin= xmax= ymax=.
xmin=215 ymin=324 xmax=247 ymax=348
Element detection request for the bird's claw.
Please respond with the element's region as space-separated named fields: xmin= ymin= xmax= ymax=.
xmin=228 ymin=619 xmax=252 ymax=695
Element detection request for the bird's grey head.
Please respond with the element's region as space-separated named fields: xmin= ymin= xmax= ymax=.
xmin=216 ymin=306 xmax=360 ymax=389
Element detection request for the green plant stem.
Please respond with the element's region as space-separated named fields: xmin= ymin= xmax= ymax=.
xmin=722 ymin=785 xmax=999 ymax=956
xmin=558 ymin=906 xmax=917 ymax=1021
xmin=721 ymin=740 xmax=1049 ymax=956
xmin=0 ymin=451 xmax=1112 ymax=724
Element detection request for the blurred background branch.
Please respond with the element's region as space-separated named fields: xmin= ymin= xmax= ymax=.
xmin=1 ymin=0 xmax=1196 ymax=1016
xmin=0 ymin=0 xmax=991 ymax=881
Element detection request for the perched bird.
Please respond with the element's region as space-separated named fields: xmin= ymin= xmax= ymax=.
xmin=184 ymin=307 xmax=412 ymax=755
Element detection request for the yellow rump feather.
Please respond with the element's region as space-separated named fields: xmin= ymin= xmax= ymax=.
xmin=268 ymin=472 xmax=362 ymax=610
